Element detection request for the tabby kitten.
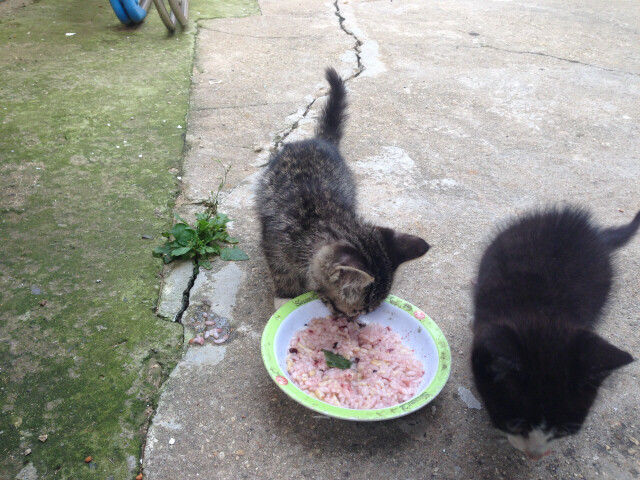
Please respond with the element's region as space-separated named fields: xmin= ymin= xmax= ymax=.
xmin=256 ymin=68 xmax=429 ymax=316
xmin=472 ymin=207 xmax=638 ymax=459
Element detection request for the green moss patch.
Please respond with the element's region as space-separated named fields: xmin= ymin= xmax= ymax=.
xmin=0 ymin=1 xmax=259 ymax=478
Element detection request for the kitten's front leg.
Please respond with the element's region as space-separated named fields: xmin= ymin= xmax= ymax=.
xmin=270 ymin=270 xmax=305 ymax=311
xmin=274 ymin=297 xmax=292 ymax=311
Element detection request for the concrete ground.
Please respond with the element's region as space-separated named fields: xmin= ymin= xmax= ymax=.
xmin=144 ymin=1 xmax=640 ymax=479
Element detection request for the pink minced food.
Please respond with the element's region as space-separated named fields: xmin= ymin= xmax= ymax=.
xmin=286 ymin=316 xmax=425 ymax=409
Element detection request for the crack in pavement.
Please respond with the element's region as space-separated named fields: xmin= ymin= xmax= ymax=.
xmin=475 ymin=44 xmax=640 ymax=76
xmin=259 ymin=0 xmax=367 ymax=159
xmin=334 ymin=0 xmax=364 ymax=79
xmin=174 ymin=264 xmax=199 ymax=324
xmin=272 ymin=98 xmax=317 ymax=149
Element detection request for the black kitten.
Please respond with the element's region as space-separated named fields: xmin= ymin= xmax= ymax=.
xmin=472 ymin=207 xmax=638 ymax=459
xmin=255 ymin=68 xmax=429 ymax=316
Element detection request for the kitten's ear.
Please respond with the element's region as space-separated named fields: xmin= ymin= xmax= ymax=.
xmin=329 ymin=244 xmax=375 ymax=288
xmin=333 ymin=265 xmax=375 ymax=289
xmin=575 ymin=331 xmax=633 ymax=385
xmin=376 ymin=227 xmax=430 ymax=267
xmin=472 ymin=324 xmax=522 ymax=383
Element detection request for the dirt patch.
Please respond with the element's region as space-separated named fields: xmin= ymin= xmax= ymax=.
xmin=0 ymin=162 xmax=43 ymax=209
xmin=0 ymin=0 xmax=33 ymax=16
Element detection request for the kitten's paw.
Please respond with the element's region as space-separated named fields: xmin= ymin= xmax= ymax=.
xmin=274 ymin=297 xmax=292 ymax=311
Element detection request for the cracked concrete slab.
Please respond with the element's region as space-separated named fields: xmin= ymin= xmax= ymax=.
xmin=145 ymin=1 xmax=640 ymax=479
xmin=181 ymin=0 xmax=356 ymax=203
xmin=157 ymin=261 xmax=197 ymax=320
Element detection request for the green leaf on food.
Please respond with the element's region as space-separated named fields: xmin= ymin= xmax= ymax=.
xmin=322 ymin=350 xmax=352 ymax=370
xmin=220 ymin=247 xmax=249 ymax=261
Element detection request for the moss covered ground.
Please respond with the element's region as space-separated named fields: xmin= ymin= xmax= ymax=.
xmin=0 ymin=0 xmax=259 ymax=478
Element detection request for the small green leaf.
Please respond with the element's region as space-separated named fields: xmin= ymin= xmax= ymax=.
xmin=171 ymin=224 xmax=196 ymax=246
xmin=322 ymin=350 xmax=352 ymax=369
xmin=152 ymin=245 xmax=171 ymax=257
xmin=198 ymin=230 xmax=214 ymax=244
xmin=154 ymin=204 xmax=246 ymax=268
xmin=213 ymin=213 xmax=231 ymax=226
xmin=220 ymin=247 xmax=249 ymax=261
xmin=197 ymin=216 xmax=211 ymax=231
xmin=171 ymin=246 xmax=192 ymax=257
xmin=198 ymin=260 xmax=213 ymax=269
xmin=169 ymin=222 xmax=187 ymax=234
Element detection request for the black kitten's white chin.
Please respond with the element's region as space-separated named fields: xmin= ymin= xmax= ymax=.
xmin=506 ymin=428 xmax=556 ymax=460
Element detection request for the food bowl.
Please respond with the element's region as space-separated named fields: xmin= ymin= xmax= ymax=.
xmin=261 ymin=292 xmax=451 ymax=421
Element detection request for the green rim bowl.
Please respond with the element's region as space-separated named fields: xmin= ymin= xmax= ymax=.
xmin=261 ymin=292 xmax=451 ymax=421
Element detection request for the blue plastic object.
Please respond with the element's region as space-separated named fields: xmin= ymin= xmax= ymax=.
xmin=121 ymin=0 xmax=148 ymax=23
xmin=109 ymin=0 xmax=133 ymax=24
xmin=109 ymin=0 xmax=148 ymax=25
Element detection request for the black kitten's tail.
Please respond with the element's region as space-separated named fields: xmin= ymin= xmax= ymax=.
xmin=316 ymin=67 xmax=347 ymax=145
xmin=601 ymin=210 xmax=640 ymax=249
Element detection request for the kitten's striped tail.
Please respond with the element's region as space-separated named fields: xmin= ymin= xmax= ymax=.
xmin=316 ymin=67 xmax=347 ymax=145
xmin=601 ymin=210 xmax=640 ymax=249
